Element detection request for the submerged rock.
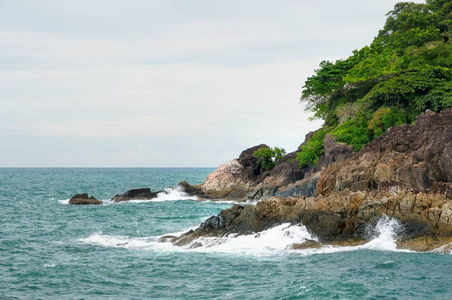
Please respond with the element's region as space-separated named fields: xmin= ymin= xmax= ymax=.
xmin=69 ymin=193 xmax=103 ymax=205
xmin=111 ymin=188 xmax=163 ymax=203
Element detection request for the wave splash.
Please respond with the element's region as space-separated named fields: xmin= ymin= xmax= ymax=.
xmin=361 ymin=215 xmax=404 ymax=251
xmin=79 ymin=216 xmax=409 ymax=255
xmin=149 ymin=186 xmax=197 ymax=202
xmin=184 ymin=224 xmax=317 ymax=255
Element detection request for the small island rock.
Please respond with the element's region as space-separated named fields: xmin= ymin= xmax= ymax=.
xmin=69 ymin=193 xmax=103 ymax=205
xmin=111 ymin=188 xmax=163 ymax=203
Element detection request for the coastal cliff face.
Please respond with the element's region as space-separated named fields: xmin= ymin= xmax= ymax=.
xmin=194 ymin=132 xmax=354 ymax=201
xmin=175 ymin=109 xmax=452 ymax=251
xmin=318 ymin=109 xmax=452 ymax=195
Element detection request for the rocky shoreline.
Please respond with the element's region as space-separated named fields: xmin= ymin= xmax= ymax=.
xmin=169 ymin=109 xmax=452 ymax=252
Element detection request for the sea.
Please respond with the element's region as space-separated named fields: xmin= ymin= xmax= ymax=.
xmin=1 ymin=168 xmax=452 ymax=300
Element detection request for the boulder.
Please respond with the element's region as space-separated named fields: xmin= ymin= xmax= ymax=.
xmin=111 ymin=188 xmax=163 ymax=203
xmin=69 ymin=193 xmax=103 ymax=205
xmin=199 ymin=159 xmax=251 ymax=200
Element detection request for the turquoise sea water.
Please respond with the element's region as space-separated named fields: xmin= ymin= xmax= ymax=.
xmin=2 ymin=168 xmax=452 ymax=300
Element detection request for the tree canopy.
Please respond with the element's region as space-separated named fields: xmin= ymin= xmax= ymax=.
xmin=297 ymin=0 xmax=452 ymax=167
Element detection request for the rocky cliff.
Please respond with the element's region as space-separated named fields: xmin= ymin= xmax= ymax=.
xmin=173 ymin=109 xmax=452 ymax=251
xmin=186 ymin=131 xmax=353 ymax=201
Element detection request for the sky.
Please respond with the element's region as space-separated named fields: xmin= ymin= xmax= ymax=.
xmin=0 ymin=0 xmax=425 ymax=167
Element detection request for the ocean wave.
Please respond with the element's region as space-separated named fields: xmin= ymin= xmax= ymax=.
xmin=79 ymin=216 xmax=413 ymax=256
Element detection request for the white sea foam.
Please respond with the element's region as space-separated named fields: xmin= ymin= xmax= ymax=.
xmin=180 ymin=224 xmax=319 ymax=255
xmin=80 ymin=232 xmax=157 ymax=250
xmin=44 ymin=262 xmax=56 ymax=268
xmin=79 ymin=216 xmax=412 ymax=256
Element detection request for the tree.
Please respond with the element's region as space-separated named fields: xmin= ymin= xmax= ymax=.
xmin=253 ymin=147 xmax=286 ymax=171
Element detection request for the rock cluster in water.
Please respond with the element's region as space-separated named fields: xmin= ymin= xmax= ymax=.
xmin=173 ymin=109 xmax=452 ymax=252
xmin=69 ymin=193 xmax=103 ymax=205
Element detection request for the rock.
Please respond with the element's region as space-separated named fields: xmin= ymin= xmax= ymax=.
xmin=326 ymin=238 xmax=367 ymax=247
xmin=275 ymin=172 xmax=321 ymax=198
xmin=291 ymin=240 xmax=322 ymax=249
xmin=111 ymin=188 xmax=163 ymax=203
xmin=238 ymin=144 xmax=268 ymax=180
xmin=69 ymin=193 xmax=103 ymax=205
xmin=317 ymin=109 xmax=452 ymax=195
xmin=178 ymin=181 xmax=209 ymax=199
xmin=316 ymin=134 xmax=354 ymax=169
xmin=397 ymin=236 xmax=452 ymax=252
xmin=199 ymin=159 xmax=254 ymax=200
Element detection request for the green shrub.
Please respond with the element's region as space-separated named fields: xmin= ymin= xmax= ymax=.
xmin=368 ymin=106 xmax=407 ymax=137
xmin=296 ymin=130 xmax=329 ymax=168
xmin=330 ymin=116 xmax=372 ymax=151
xmin=253 ymin=147 xmax=286 ymax=171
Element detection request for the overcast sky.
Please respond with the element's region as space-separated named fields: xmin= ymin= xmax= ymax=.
xmin=0 ymin=0 xmax=424 ymax=167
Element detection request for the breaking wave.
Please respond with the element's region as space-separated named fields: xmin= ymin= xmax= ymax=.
xmin=79 ymin=216 xmax=411 ymax=256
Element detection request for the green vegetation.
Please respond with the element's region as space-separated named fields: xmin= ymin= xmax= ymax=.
xmin=296 ymin=130 xmax=329 ymax=167
xmin=297 ymin=0 xmax=452 ymax=168
xmin=253 ymin=146 xmax=286 ymax=171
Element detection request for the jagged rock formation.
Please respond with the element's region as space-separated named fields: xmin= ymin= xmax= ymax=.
xmin=172 ymin=109 xmax=452 ymax=251
xmin=69 ymin=193 xmax=103 ymax=205
xmin=317 ymin=109 xmax=452 ymax=195
xmin=184 ymin=133 xmax=353 ymax=201
xmin=111 ymin=188 xmax=163 ymax=203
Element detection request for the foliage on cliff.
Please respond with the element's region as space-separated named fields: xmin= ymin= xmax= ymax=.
xmin=297 ymin=0 xmax=452 ymax=167
xmin=253 ymin=146 xmax=286 ymax=171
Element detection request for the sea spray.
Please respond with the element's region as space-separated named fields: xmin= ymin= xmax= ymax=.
xmin=362 ymin=215 xmax=404 ymax=251
xmin=181 ymin=224 xmax=317 ymax=255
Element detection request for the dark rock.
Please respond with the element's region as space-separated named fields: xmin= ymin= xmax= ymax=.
xmin=318 ymin=109 xmax=452 ymax=195
xmin=178 ymin=181 xmax=209 ymax=198
xmin=111 ymin=188 xmax=163 ymax=203
xmin=238 ymin=144 xmax=268 ymax=180
xmin=69 ymin=193 xmax=103 ymax=205
xmin=275 ymin=172 xmax=320 ymax=198
xmin=316 ymin=134 xmax=354 ymax=168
